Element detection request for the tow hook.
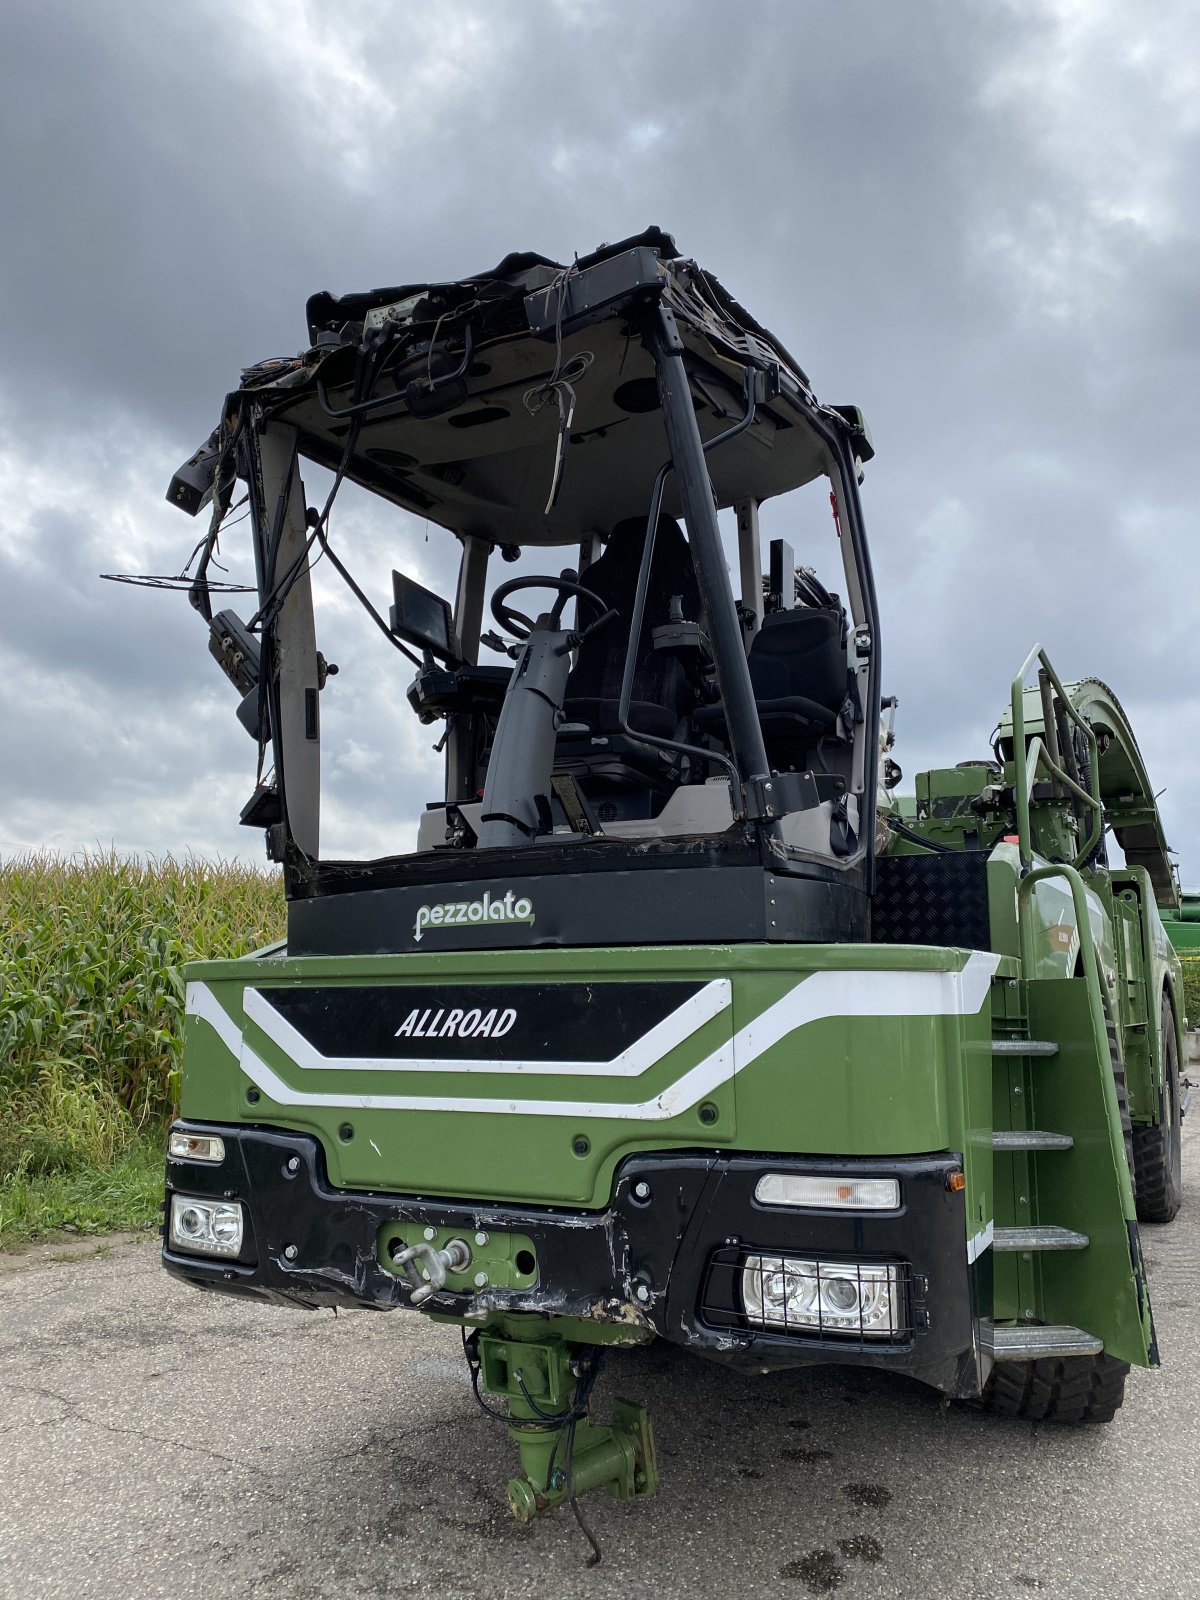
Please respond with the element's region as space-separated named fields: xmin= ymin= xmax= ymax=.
xmin=390 ymin=1236 xmax=472 ymax=1304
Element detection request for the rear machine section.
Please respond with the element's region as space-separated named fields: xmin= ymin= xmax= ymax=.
xmin=158 ymin=230 xmax=1183 ymax=1541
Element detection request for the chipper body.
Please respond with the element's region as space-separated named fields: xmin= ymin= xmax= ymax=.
xmin=160 ymin=229 xmax=1185 ymax=1530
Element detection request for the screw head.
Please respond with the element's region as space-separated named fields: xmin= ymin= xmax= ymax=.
xmin=423 ymin=1226 xmax=437 ymax=1241
xmin=474 ymin=1271 xmax=489 ymax=1288
xmin=285 ymin=1155 xmax=300 ymax=1173
xmin=475 ymin=1231 xmax=490 ymax=1246
xmin=633 ymin=1181 xmax=651 ymax=1202
xmin=283 ymin=1244 xmax=298 ymax=1262
xmin=635 ymin=1283 xmax=650 ymax=1303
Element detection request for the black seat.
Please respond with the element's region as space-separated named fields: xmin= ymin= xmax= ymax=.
xmin=695 ymin=605 xmax=849 ymax=767
xmin=562 ymin=515 xmax=699 ymax=739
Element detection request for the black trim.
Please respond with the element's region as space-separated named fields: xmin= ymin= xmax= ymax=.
xmin=256 ymin=981 xmax=705 ymax=1062
xmin=286 ymin=860 xmax=868 ymax=955
xmin=163 ymin=1128 xmax=980 ymax=1396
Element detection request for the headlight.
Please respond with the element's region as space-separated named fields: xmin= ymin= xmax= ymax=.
xmin=741 ymin=1255 xmax=902 ymax=1338
xmin=169 ymin=1193 xmax=244 ymax=1258
xmin=168 ymin=1131 xmax=225 ymax=1164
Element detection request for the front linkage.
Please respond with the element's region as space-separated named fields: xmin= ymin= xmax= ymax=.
xmin=462 ymin=1320 xmax=658 ymax=1556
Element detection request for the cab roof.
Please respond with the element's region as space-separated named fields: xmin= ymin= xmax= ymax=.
xmin=227 ymin=227 xmax=864 ymax=548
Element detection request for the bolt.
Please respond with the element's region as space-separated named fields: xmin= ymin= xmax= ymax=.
xmin=1025 ymin=1307 xmax=1036 ymax=1318
xmin=474 ymin=1271 xmax=489 ymax=1288
xmin=283 ymin=1244 xmax=298 ymax=1261
xmin=286 ymin=1156 xmax=300 ymax=1173
xmin=1022 ymin=1252 xmax=1032 ymax=1262
xmin=635 ymin=1283 xmax=651 ymax=1303
xmin=1018 ymin=1195 xmax=1028 ymax=1205
xmin=475 ymin=1231 xmax=490 ymax=1246
xmin=423 ymin=1226 xmax=436 ymax=1241
xmin=633 ymin=1181 xmax=651 ymax=1202
xmin=1014 ymin=1086 xmax=1023 ymax=1096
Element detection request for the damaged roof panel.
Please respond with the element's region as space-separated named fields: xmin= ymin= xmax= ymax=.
xmin=201 ymin=227 xmax=843 ymax=547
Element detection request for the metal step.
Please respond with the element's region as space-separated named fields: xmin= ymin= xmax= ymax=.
xmin=981 ymin=1320 xmax=1104 ymax=1361
xmin=992 ymin=1130 xmax=1074 ymax=1152
xmin=992 ymin=1039 xmax=1059 ymax=1058
xmin=993 ymin=1225 xmax=1089 ymax=1252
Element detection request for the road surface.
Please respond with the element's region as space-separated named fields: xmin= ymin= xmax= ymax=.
xmin=1 ymin=1124 xmax=1197 ymax=1599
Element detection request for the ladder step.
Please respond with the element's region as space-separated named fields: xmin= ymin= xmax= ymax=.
xmin=993 ymin=1225 xmax=1088 ymax=1252
xmin=992 ymin=1039 xmax=1059 ymax=1057
xmin=981 ymin=1320 xmax=1104 ymax=1360
xmin=992 ymin=1130 xmax=1074 ymax=1152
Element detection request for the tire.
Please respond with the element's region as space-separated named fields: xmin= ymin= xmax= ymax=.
xmin=1107 ymin=1012 xmax=1136 ymax=1179
xmin=1133 ymin=997 xmax=1183 ymax=1224
xmin=979 ymin=1352 xmax=1129 ymax=1424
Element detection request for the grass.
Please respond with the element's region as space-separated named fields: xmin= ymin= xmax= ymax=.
xmin=0 ymin=1137 xmax=165 ymax=1243
xmin=0 ymin=852 xmax=284 ymax=1248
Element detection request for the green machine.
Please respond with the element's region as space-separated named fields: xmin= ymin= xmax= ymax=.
xmin=1163 ymin=890 xmax=1200 ymax=953
xmin=160 ymin=229 xmax=1185 ymax=1546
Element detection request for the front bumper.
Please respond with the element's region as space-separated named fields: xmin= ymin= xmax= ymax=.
xmin=163 ymin=1123 xmax=982 ymax=1395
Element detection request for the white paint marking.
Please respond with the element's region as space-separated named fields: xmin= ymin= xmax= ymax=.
xmin=187 ymin=952 xmax=1002 ymax=1123
xmin=967 ymin=1220 xmax=995 ymax=1263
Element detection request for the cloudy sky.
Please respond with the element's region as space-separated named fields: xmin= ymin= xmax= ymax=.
xmin=2 ymin=0 xmax=1198 ymax=877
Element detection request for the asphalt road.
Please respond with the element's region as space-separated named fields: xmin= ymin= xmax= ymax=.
xmin=2 ymin=1126 xmax=1197 ymax=1600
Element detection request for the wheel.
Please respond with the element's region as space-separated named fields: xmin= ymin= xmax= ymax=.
xmin=1133 ymin=997 xmax=1183 ymax=1224
xmin=979 ymin=1352 xmax=1129 ymax=1424
xmin=1106 ymin=1011 xmax=1136 ymax=1179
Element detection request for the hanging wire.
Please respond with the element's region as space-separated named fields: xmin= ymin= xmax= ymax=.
xmin=459 ymin=1330 xmax=606 ymax=1565
xmin=521 ymin=260 xmax=592 ymax=514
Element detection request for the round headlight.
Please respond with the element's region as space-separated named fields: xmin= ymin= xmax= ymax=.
xmin=179 ymin=1207 xmax=205 ymax=1237
xmin=823 ymin=1277 xmax=859 ymax=1313
xmin=210 ymin=1208 xmax=241 ymax=1244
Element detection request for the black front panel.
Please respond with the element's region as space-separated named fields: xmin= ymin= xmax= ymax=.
xmin=287 ymin=863 xmax=868 ymax=956
xmin=871 ymin=852 xmax=992 ymax=951
xmin=258 ymin=981 xmax=705 ymax=1061
xmin=163 ymin=1128 xmax=980 ymax=1396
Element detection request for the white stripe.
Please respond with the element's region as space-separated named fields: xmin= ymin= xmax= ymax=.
xmin=967 ymin=1220 xmax=995 ymax=1263
xmin=187 ymin=981 xmax=244 ymax=1056
xmin=241 ymin=978 xmax=731 ymax=1077
xmin=187 ymin=951 xmax=1001 ymax=1122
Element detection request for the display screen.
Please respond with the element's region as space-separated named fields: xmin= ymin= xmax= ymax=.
xmin=390 ymin=570 xmax=457 ymax=660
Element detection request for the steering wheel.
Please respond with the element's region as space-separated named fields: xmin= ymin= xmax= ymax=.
xmin=489 ymin=575 xmax=617 ymax=643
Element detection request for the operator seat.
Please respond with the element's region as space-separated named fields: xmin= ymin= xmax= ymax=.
xmin=694 ymin=605 xmax=849 ymax=768
xmin=562 ymin=515 xmax=699 ymax=739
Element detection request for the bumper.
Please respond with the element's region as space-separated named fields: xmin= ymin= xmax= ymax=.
xmin=163 ymin=1123 xmax=982 ymax=1396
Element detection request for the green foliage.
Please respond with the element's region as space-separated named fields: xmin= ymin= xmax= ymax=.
xmin=1 ymin=852 xmax=283 ymax=1240
xmin=1177 ymin=955 xmax=1200 ymax=1031
xmin=0 ymin=1136 xmax=165 ymax=1245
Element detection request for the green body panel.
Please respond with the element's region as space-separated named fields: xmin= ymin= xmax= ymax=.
xmin=182 ymin=940 xmax=987 ymax=1209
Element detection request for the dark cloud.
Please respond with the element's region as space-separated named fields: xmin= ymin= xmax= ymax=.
xmin=1 ymin=0 xmax=1198 ymax=875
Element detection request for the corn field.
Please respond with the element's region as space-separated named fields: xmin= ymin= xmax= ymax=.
xmin=1180 ymin=955 xmax=1200 ymax=1035
xmin=0 ymin=853 xmax=284 ymax=1185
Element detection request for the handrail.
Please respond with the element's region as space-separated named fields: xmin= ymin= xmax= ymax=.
xmin=1016 ymin=863 xmax=1133 ymax=1200
xmin=1010 ymin=644 xmax=1102 ymax=869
